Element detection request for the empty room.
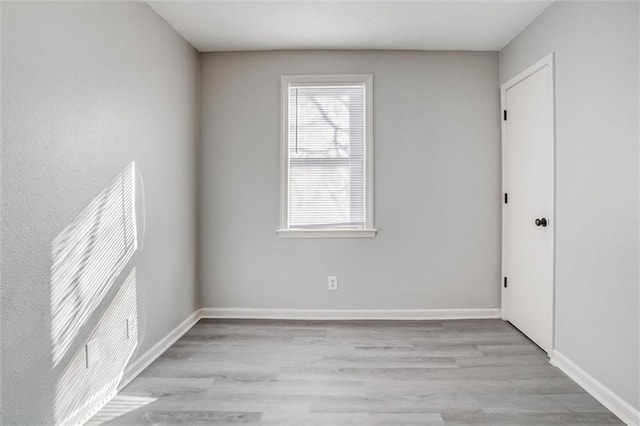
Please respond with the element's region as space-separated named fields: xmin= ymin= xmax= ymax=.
xmin=1 ymin=0 xmax=639 ymax=425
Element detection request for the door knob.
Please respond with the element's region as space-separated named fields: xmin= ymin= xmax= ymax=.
xmin=535 ymin=218 xmax=548 ymax=227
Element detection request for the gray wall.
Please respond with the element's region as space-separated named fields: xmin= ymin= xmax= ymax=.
xmin=500 ymin=1 xmax=639 ymax=410
xmin=1 ymin=2 xmax=199 ymax=424
xmin=200 ymin=51 xmax=501 ymax=310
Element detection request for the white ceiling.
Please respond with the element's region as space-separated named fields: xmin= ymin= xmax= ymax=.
xmin=146 ymin=0 xmax=554 ymax=52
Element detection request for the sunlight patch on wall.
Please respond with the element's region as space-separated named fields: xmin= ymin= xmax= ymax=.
xmin=55 ymin=269 xmax=138 ymax=426
xmin=50 ymin=162 xmax=137 ymax=367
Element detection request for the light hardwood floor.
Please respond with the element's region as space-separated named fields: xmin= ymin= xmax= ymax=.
xmin=89 ymin=319 xmax=623 ymax=425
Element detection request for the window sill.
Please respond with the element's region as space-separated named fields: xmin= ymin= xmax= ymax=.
xmin=276 ymin=228 xmax=378 ymax=239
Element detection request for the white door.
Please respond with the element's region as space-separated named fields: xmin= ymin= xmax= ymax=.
xmin=502 ymin=54 xmax=555 ymax=354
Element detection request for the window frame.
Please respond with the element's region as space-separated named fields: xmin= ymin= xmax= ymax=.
xmin=278 ymin=74 xmax=376 ymax=238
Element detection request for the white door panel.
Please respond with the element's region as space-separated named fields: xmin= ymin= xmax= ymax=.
xmin=502 ymin=55 xmax=555 ymax=353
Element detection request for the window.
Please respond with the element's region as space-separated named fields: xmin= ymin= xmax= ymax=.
xmin=278 ymin=74 xmax=376 ymax=238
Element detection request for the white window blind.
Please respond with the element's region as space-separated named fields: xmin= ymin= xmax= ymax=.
xmin=287 ymin=81 xmax=367 ymax=229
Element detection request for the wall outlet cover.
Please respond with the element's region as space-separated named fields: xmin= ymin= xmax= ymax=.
xmin=85 ymin=339 xmax=100 ymax=369
xmin=126 ymin=315 xmax=137 ymax=340
xmin=328 ymin=275 xmax=338 ymax=291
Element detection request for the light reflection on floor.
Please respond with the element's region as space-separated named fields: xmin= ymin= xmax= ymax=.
xmin=85 ymin=394 xmax=156 ymax=426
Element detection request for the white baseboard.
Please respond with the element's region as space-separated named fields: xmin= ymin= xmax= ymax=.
xmin=550 ymin=350 xmax=640 ymax=426
xmin=199 ymin=307 xmax=501 ymax=321
xmin=118 ymin=310 xmax=201 ymax=391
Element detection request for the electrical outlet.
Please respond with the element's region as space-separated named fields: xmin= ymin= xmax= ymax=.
xmin=328 ymin=275 xmax=338 ymax=291
xmin=85 ymin=339 xmax=99 ymax=369
xmin=126 ymin=316 xmax=134 ymax=339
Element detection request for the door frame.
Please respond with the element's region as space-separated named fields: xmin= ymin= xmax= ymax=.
xmin=500 ymin=52 xmax=556 ymax=353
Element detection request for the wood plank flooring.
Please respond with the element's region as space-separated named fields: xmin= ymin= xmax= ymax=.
xmin=89 ymin=319 xmax=623 ymax=425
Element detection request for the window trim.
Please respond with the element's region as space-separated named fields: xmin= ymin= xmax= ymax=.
xmin=278 ymin=74 xmax=376 ymax=238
